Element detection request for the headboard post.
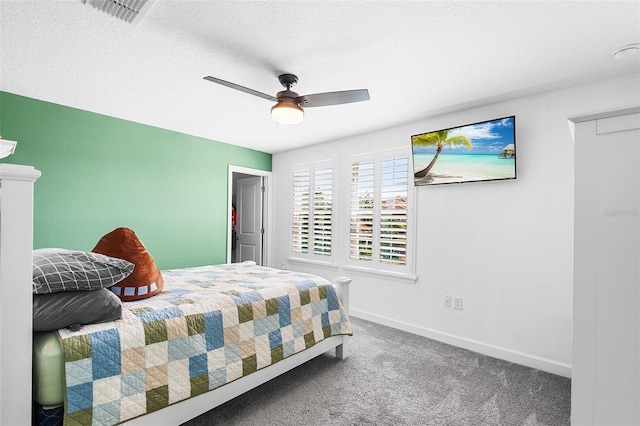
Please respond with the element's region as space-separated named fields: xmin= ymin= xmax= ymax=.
xmin=0 ymin=164 xmax=41 ymax=425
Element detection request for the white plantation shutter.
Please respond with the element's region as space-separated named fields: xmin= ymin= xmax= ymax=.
xmin=348 ymin=148 xmax=413 ymax=275
xmin=350 ymin=160 xmax=375 ymax=261
xmin=312 ymin=166 xmax=333 ymax=256
xmin=291 ymin=161 xmax=334 ymax=260
xmin=379 ymin=155 xmax=409 ymax=265
xmin=292 ymin=168 xmax=310 ymax=254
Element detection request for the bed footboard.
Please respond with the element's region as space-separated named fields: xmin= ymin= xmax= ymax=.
xmin=333 ymin=276 xmax=352 ymax=360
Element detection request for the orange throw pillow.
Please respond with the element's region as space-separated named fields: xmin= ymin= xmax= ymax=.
xmin=92 ymin=227 xmax=164 ymax=301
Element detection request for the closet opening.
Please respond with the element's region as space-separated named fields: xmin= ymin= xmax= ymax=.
xmin=227 ymin=165 xmax=272 ymax=266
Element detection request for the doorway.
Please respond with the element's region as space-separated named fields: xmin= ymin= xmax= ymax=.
xmin=227 ymin=165 xmax=272 ymax=266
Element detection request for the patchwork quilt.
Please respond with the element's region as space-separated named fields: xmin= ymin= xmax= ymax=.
xmin=58 ymin=263 xmax=352 ymax=426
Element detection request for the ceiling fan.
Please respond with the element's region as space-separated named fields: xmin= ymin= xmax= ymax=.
xmin=203 ymin=73 xmax=370 ymax=125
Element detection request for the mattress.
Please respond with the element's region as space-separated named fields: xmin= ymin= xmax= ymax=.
xmin=33 ymin=331 xmax=65 ymax=407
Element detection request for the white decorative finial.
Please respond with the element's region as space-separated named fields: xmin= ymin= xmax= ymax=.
xmin=0 ymin=137 xmax=17 ymax=159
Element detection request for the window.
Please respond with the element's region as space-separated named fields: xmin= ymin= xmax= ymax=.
xmin=291 ymin=160 xmax=334 ymax=261
xmin=379 ymin=155 xmax=409 ymax=265
xmin=349 ymin=160 xmax=374 ymax=261
xmin=291 ymin=168 xmax=310 ymax=254
xmin=348 ymin=148 xmax=413 ymax=277
xmin=312 ymin=165 xmax=333 ymax=255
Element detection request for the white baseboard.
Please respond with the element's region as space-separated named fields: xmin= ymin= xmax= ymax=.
xmin=350 ymin=309 xmax=572 ymax=378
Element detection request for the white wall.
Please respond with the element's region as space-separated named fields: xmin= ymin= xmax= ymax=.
xmin=271 ymin=73 xmax=640 ymax=377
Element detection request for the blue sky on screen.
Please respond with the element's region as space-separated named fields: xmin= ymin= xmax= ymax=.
xmin=413 ymin=117 xmax=515 ymax=155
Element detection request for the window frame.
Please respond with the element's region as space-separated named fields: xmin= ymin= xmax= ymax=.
xmin=344 ymin=147 xmax=417 ymax=282
xmin=289 ymin=159 xmax=337 ymax=266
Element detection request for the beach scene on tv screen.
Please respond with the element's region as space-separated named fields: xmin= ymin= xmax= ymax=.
xmin=412 ymin=116 xmax=516 ymax=186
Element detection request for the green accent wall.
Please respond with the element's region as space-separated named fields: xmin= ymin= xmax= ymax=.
xmin=0 ymin=92 xmax=271 ymax=269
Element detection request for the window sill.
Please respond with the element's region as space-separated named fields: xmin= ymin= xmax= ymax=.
xmin=342 ymin=265 xmax=418 ymax=284
xmin=285 ymin=258 xmax=418 ymax=284
xmin=286 ymin=257 xmax=339 ymax=271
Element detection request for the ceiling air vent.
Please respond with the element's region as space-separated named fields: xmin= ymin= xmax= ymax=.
xmin=83 ymin=0 xmax=154 ymax=24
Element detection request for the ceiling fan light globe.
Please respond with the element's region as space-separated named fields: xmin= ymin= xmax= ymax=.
xmin=271 ymin=101 xmax=304 ymax=125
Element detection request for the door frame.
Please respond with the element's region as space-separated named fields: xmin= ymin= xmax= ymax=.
xmin=227 ymin=165 xmax=273 ymax=266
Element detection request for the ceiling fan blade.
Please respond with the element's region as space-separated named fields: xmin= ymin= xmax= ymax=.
xmin=297 ymin=89 xmax=370 ymax=108
xmin=203 ymin=76 xmax=277 ymax=102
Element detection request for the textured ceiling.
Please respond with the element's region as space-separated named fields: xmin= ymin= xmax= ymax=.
xmin=1 ymin=1 xmax=639 ymax=154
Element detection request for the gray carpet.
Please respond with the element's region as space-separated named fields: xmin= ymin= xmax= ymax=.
xmin=182 ymin=317 xmax=571 ymax=426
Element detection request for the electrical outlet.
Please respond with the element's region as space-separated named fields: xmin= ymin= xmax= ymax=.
xmin=444 ymin=295 xmax=452 ymax=308
xmin=453 ymin=297 xmax=463 ymax=310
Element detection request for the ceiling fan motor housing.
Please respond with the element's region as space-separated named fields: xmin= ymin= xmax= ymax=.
xmin=277 ymin=89 xmax=301 ymax=103
xmin=278 ymin=73 xmax=298 ymax=89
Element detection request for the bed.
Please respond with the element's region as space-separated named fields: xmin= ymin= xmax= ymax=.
xmin=33 ymin=262 xmax=352 ymax=425
xmin=0 ymin=164 xmax=352 ymax=426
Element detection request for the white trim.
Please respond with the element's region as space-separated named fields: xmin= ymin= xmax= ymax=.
xmin=596 ymin=111 xmax=640 ymax=134
xmin=568 ymin=105 xmax=640 ymax=123
xmin=342 ymin=264 xmax=418 ymax=284
xmin=286 ymin=256 xmax=339 ymax=271
xmin=350 ymin=309 xmax=571 ymax=378
xmin=0 ymin=163 xmax=41 ymax=181
xmin=227 ymin=165 xmax=273 ymax=267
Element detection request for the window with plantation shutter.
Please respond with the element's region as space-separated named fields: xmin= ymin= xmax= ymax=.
xmin=379 ymin=155 xmax=409 ymax=265
xmin=312 ymin=166 xmax=333 ymax=255
xmin=292 ymin=168 xmax=310 ymax=254
xmin=349 ymin=160 xmax=375 ymax=261
xmin=291 ymin=161 xmax=334 ymax=261
xmin=347 ymin=148 xmax=414 ymax=277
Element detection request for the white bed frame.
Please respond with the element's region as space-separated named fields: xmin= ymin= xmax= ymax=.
xmin=0 ymin=164 xmax=41 ymax=425
xmin=0 ymin=164 xmax=351 ymax=426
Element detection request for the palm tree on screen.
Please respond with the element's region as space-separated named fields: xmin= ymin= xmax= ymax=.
xmin=412 ymin=130 xmax=473 ymax=178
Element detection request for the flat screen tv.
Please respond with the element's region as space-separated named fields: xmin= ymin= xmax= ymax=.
xmin=411 ymin=115 xmax=516 ymax=186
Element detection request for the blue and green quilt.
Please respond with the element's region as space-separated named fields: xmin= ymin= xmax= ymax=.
xmin=58 ymin=263 xmax=352 ymax=425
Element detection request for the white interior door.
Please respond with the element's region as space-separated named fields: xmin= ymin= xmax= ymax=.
xmin=235 ymin=176 xmax=264 ymax=264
